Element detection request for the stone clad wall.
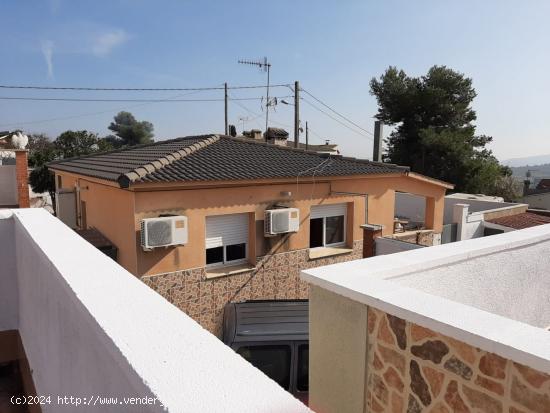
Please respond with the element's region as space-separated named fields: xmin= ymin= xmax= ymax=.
xmin=366 ymin=306 xmax=550 ymax=413
xmin=142 ymin=241 xmax=362 ymax=337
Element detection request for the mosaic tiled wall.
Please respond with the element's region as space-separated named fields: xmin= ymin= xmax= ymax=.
xmin=366 ymin=306 xmax=550 ymax=413
xmin=142 ymin=241 xmax=362 ymax=337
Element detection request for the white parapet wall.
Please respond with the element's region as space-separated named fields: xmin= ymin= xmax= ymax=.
xmin=1 ymin=209 xmax=309 ymax=413
xmin=374 ymin=237 xmax=425 ymax=255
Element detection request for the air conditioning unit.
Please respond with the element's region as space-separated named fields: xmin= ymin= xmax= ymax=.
xmin=140 ymin=216 xmax=188 ymax=250
xmin=264 ymin=208 xmax=300 ymax=236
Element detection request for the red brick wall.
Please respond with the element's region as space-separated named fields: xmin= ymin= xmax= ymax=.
xmin=15 ymin=151 xmax=30 ymax=208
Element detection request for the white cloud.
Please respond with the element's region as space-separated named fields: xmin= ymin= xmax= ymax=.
xmin=91 ymin=29 xmax=129 ymax=57
xmin=41 ymin=40 xmax=54 ymax=78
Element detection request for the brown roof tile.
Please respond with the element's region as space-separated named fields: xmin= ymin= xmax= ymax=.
xmin=487 ymin=212 xmax=550 ymax=229
xmin=49 ymin=134 xmax=410 ymax=188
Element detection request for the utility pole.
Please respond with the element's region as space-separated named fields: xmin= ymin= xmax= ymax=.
xmin=305 ymin=121 xmax=309 ymax=150
xmin=238 ymin=57 xmax=272 ymax=141
xmin=294 ymin=81 xmax=300 ymax=148
xmin=224 ymin=82 xmax=228 ymax=135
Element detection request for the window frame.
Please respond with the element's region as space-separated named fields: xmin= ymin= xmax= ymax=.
xmin=205 ymin=213 xmax=249 ymax=268
xmin=309 ymin=204 xmax=347 ymax=248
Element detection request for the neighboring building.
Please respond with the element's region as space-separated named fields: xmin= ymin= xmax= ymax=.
xmin=302 ymin=224 xmax=550 ymax=413
xmin=522 ymin=189 xmax=550 ymax=210
xmin=535 ymin=178 xmax=550 ymax=190
xmin=243 ymin=128 xmax=340 ymax=154
xmin=485 ymin=210 xmax=550 ymax=232
xmin=286 ymin=140 xmax=340 ymax=155
xmin=394 ymin=192 xmax=528 ymax=247
xmin=0 ymin=208 xmax=309 ymax=412
xmin=520 ymin=177 xmax=550 ymax=210
xmin=0 ymin=133 xmax=30 ymax=209
xmin=48 ymin=134 xmax=451 ymax=335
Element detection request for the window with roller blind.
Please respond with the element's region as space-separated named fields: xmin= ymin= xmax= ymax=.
xmin=309 ymin=203 xmax=347 ymax=248
xmin=205 ymin=213 xmax=249 ymax=267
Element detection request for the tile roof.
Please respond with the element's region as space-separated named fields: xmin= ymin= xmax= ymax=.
xmin=48 ymin=134 xmax=409 ymax=188
xmin=536 ymin=179 xmax=550 ymax=190
xmin=487 ymin=212 xmax=550 ymax=230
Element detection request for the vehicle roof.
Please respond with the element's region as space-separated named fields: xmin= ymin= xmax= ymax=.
xmin=224 ymin=300 xmax=309 ymax=344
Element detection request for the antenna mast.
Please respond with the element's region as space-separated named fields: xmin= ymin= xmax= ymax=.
xmin=238 ymin=57 xmax=272 ymax=141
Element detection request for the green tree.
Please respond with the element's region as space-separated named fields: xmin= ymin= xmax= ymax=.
xmin=54 ymin=130 xmax=100 ymax=158
xmin=27 ymin=133 xmax=56 ymax=167
xmin=108 ymin=111 xmax=154 ymax=146
xmin=370 ymin=65 xmax=507 ymax=194
xmin=28 ymin=134 xmax=58 ymax=212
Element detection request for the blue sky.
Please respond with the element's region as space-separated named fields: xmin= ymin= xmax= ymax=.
xmin=1 ymin=0 xmax=549 ymax=161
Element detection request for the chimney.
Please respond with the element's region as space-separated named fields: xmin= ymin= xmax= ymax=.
xmin=265 ymin=128 xmax=289 ymax=146
xmin=373 ymin=120 xmax=383 ymax=162
xmin=251 ymin=129 xmax=262 ymax=140
xmin=15 ymin=150 xmax=30 ymax=208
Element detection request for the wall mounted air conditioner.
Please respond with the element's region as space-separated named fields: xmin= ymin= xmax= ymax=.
xmin=264 ymin=208 xmax=299 ymax=236
xmin=140 ymin=216 xmax=188 ymax=250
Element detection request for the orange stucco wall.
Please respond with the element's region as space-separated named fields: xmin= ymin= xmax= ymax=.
xmin=54 ymin=171 xmax=138 ymax=273
xmin=52 ymin=171 xmax=448 ymax=277
xmin=132 ymin=181 xmax=365 ymax=276
xmin=331 ymin=175 xmax=447 ymax=235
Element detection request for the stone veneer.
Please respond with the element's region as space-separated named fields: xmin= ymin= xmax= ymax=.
xmin=366 ymin=306 xmax=550 ymax=413
xmin=142 ymin=240 xmax=363 ymax=337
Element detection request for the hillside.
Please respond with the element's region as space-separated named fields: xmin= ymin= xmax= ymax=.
xmin=503 ymin=154 xmax=550 ymax=168
xmin=510 ymin=163 xmax=550 ymax=178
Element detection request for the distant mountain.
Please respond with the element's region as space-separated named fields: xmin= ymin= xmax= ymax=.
xmin=502 ymin=154 xmax=550 ymax=167
xmin=509 ymin=163 xmax=550 ymax=179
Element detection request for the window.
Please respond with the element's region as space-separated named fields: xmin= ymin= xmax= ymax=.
xmin=296 ymin=344 xmax=309 ymax=392
xmin=237 ymin=345 xmax=291 ymax=390
xmin=205 ymin=213 xmax=248 ymax=267
xmin=57 ymin=175 xmax=62 ymax=189
xmin=310 ymin=203 xmax=347 ymax=248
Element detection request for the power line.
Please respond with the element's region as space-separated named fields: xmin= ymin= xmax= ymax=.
xmin=301 ymin=88 xmax=374 ymax=136
xmin=228 ymin=95 xmax=293 ymax=129
xmin=0 ymin=96 xmax=292 ymax=103
xmin=0 ymin=89 xmax=208 ymax=128
xmin=301 ymin=97 xmax=373 ymax=140
xmin=0 ymin=83 xmax=291 ymax=91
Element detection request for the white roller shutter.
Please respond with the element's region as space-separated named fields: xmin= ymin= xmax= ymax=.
xmin=310 ymin=203 xmax=347 ymax=219
xmin=205 ymin=213 xmax=249 ymax=248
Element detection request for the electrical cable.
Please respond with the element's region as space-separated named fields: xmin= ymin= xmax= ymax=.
xmin=301 ymin=97 xmax=373 ymax=140
xmin=0 ymin=96 xmax=292 ymax=103
xmin=301 ymin=88 xmax=374 ymax=136
xmin=0 ymin=83 xmax=291 ymax=91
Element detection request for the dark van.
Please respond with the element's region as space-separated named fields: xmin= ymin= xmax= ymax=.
xmin=223 ymin=300 xmax=309 ymax=404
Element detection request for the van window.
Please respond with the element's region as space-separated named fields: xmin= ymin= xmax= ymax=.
xmin=296 ymin=344 xmax=309 ymax=392
xmin=237 ymin=345 xmax=291 ymax=390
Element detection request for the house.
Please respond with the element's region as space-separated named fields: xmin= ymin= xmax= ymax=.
xmin=243 ymin=128 xmax=340 ymax=154
xmin=535 ymin=178 xmax=550 ymax=190
xmin=48 ymin=134 xmax=452 ymax=335
xmin=0 ymin=132 xmax=30 ymax=209
xmin=394 ymin=192 xmax=529 ymax=248
xmin=485 ymin=210 xmax=550 ymax=232
xmin=301 ymin=224 xmax=550 ymax=413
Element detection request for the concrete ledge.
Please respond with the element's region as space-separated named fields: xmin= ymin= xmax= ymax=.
xmin=308 ymin=246 xmax=353 ymax=260
xmin=205 ymin=264 xmax=256 ymax=279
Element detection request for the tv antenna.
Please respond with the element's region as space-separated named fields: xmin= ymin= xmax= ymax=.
xmin=239 ymin=57 xmax=272 ymax=140
xmin=237 ymin=115 xmax=251 ymax=131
